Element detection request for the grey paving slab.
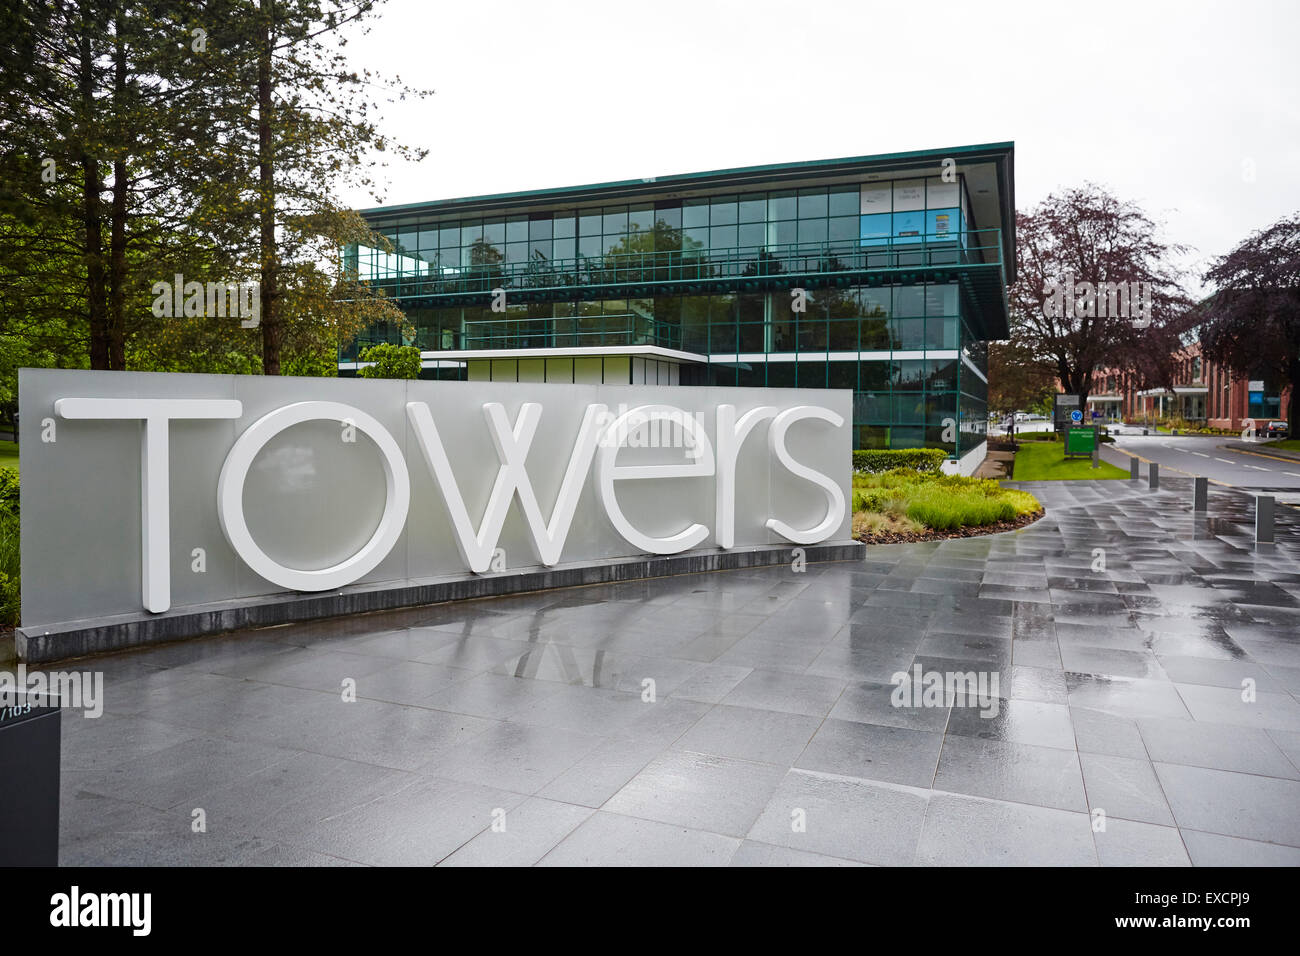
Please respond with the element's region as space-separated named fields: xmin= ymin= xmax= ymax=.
xmin=1154 ymin=762 xmax=1300 ymax=847
xmin=828 ymin=680 xmax=952 ymax=732
xmin=1011 ymin=639 xmax=1064 ymax=669
xmin=603 ymin=750 xmax=786 ymax=838
xmin=314 ymin=700 xmax=498 ymax=772
xmin=672 ymin=704 xmax=822 ymax=766
xmin=426 ymin=721 xmax=607 ymax=794
xmin=714 ymin=635 xmax=830 ymax=673
xmin=1078 ymin=752 xmax=1176 ymax=826
xmin=65 ymin=734 xmax=296 ymax=812
xmin=805 ymin=635 xmax=919 ymax=683
xmin=1092 ymin=819 xmax=1191 ymax=867
xmin=534 ymin=736 xmax=666 ymax=808
xmin=1174 ymin=682 xmax=1300 ymax=732
xmin=538 ymin=811 xmax=739 ymax=866
xmin=914 ymin=792 xmax=1097 ymax=866
xmin=188 ymin=751 xmax=421 ymax=843
xmin=1266 ymin=728 xmax=1300 ymax=773
xmin=1070 ymin=706 xmax=1149 ymax=759
xmin=438 ymin=797 xmax=594 ymax=866
xmin=1155 ymin=654 xmax=1286 ymax=693
xmin=664 ymin=663 xmax=754 ymax=704
xmin=422 ymin=671 xmax=568 ymax=720
xmin=60 ymin=715 xmax=200 ymax=774
xmin=1180 ymin=829 xmax=1300 ymax=866
xmin=274 ymin=775 xmax=528 ymax=866
xmin=915 ymin=632 xmax=1012 ymax=667
xmin=945 ymin=699 xmax=1076 ymax=751
xmin=1137 ymin=716 xmax=1300 ymax=779
xmin=933 ymin=735 xmax=1088 ymax=812
xmin=728 ymin=840 xmax=868 ymax=866
xmin=1006 ymin=665 xmax=1069 ymax=704
xmin=795 ymin=718 xmax=944 ymax=788
xmin=720 ymin=668 xmax=846 ymax=717
xmin=1059 ymin=644 xmax=1169 ymax=681
xmin=747 ymin=770 xmax=930 ymax=865
xmin=1064 ymin=674 xmax=1193 ymax=721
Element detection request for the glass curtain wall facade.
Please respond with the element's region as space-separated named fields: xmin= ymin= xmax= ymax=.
xmin=343 ymin=145 xmax=1014 ymax=461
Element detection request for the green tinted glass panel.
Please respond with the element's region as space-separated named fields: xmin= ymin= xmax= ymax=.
xmin=797 ymin=189 xmax=828 ymax=219
xmin=738 ymin=196 xmax=766 ymax=222
xmin=768 ymin=191 xmax=797 ymax=220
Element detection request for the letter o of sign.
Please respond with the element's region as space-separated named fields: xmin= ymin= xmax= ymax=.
xmin=217 ymin=401 xmax=410 ymax=591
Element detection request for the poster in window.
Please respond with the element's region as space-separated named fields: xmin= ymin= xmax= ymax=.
xmin=893 ymin=180 xmax=925 ymax=212
xmin=860 ymin=182 xmax=891 ymax=214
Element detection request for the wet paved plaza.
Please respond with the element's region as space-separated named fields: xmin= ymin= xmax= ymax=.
xmin=45 ymin=478 xmax=1300 ymax=865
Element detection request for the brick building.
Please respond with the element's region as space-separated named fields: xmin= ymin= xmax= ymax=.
xmin=1084 ymin=341 xmax=1290 ymax=430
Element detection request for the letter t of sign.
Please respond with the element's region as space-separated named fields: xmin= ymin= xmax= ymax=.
xmin=55 ymin=398 xmax=243 ymax=613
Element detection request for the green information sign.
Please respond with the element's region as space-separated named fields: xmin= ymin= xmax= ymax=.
xmin=1065 ymin=426 xmax=1096 ymax=458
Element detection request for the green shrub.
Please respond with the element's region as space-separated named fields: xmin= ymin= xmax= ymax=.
xmin=282 ymin=349 xmax=339 ymax=378
xmin=0 ymin=571 xmax=17 ymax=628
xmin=852 ymin=448 xmax=948 ymax=474
xmin=0 ymin=467 xmax=17 ymax=514
xmin=357 ymin=343 xmax=422 ymax=380
xmin=851 ymin=467 xmax=1040 ymax=532
xmin=0 ymin=496 xmax=18 ymax=627
xmin=851 ymin=488 xmax=895 ymax=513
xmin=904 ymin=485 xmax=1015 ymax=530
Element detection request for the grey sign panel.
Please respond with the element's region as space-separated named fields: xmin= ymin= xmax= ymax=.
xmin=19 ymin=370 xmax=852 ymax=631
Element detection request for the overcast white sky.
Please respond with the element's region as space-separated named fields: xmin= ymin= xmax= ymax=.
xmin=338 ymin=0 xmax=1300 ymax=291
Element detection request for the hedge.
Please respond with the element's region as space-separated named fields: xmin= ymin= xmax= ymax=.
xmin=852 ymin=448 xmax=948 ymax=474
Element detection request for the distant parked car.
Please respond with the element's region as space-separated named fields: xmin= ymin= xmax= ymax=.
xmin=1265 ymin=421 xmax=1289 ymax=439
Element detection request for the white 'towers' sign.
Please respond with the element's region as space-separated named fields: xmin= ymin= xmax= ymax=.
xmin=19 ymin=371 xmax=852 ymax=629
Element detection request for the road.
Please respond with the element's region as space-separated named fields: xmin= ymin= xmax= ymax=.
xmin=1101 ymin=427 xmax=1300 ymax=490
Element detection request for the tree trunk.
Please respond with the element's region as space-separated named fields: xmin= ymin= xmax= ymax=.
xmin=257 ymin=1 xmax=280 ymax=375
xmin=1288 ymin=359 xmax=1300 ymax=433
xmin=108 ymin=9 xmax=127 ymax=371
xmin=78 ymin=4 xmax=109 ymax=370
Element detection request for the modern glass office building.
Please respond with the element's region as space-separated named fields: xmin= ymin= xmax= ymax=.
xmin=343 ymin=143 xmax=1015 ymax=473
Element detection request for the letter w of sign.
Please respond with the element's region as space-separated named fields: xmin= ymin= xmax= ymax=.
xmin=406 ymin=402 xmax=607 ymax=572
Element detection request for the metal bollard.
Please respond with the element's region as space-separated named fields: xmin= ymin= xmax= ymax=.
xmin=1256 ymin=495 xmax=1275 ymax=545
xmin=1148 ymin=461 xmax=1159 ymax=490
xmin=1130 ymin=457 xmax=1140 ymax=479
xmin=1193 ymin=476 xmax=1207 ymax=512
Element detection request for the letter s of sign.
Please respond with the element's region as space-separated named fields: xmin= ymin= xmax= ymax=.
xmin=217 ymin=402 xmax=410 ymax=592
xmin=55 ymin=398 xmax=243 ymax=613
xmin=764 ymin=406 xmax=846 ymax=544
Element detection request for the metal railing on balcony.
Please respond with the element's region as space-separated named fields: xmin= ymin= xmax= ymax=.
xmin=351 ymin=228 xmax=1005 ymax=302
xmin=460 ymin=313 xmax=681 ymax=351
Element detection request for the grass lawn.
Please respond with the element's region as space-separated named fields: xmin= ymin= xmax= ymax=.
xmin=1268 ymin=439 xmax=1300 ymax=452
xmin=0 ymin=441 xmax=16 ymax=473
xmin=1013 ymin=441 xmax=1128 ymax=480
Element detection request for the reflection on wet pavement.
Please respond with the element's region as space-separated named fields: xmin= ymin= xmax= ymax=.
xmin=28 ymin=477 xmax=1300 ymax=865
